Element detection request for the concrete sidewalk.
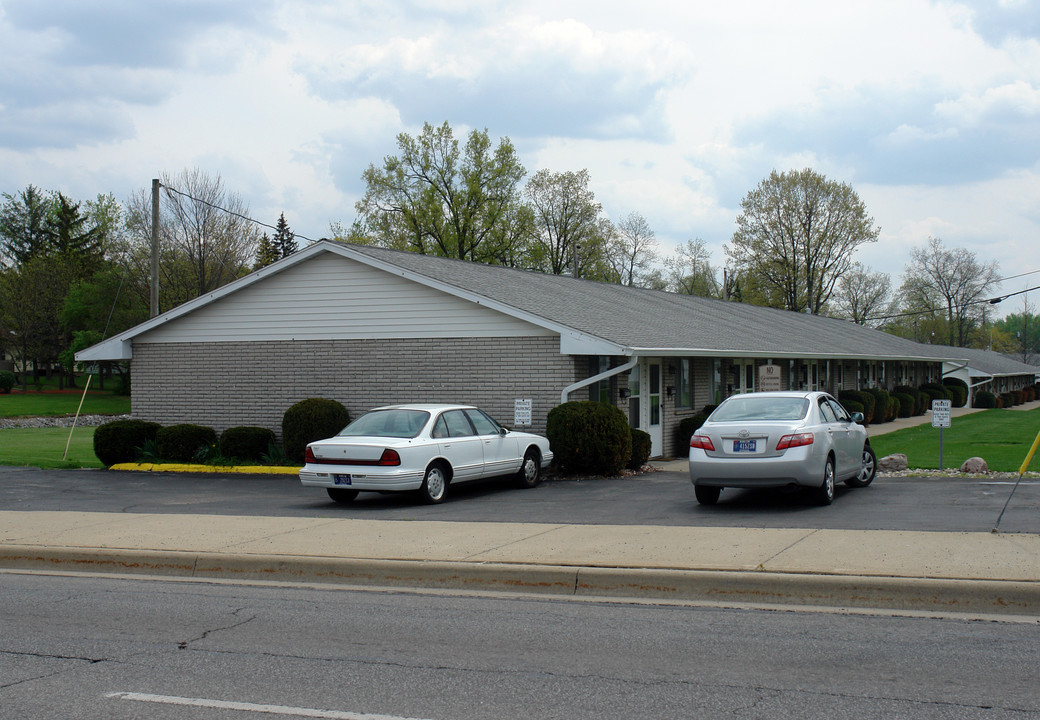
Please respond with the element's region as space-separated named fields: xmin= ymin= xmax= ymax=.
xmin=2 ymin=510 xmax=1038 ymax=618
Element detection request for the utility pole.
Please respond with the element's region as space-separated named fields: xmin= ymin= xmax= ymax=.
xmin=150 ymin=179 xmax=160 ymax=318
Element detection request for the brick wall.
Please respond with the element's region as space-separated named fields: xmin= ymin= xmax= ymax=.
xmin=132 ymin=337 xmax=577 ymax=438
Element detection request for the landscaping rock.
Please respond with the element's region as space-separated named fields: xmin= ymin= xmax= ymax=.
xmin=878 ymin=453 xmax=908 ymax=472
xmin=960 ymin=457 xmax=989 ymax=473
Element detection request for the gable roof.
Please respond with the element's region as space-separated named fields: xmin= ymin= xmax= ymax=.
xmin=913 ymin=343 xmax=1040 ymax=379
xmin=78 ymin=240 xmax=965 ymax=364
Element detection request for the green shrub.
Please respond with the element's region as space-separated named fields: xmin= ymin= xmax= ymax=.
xmin=974 ymin=390 xmax=997 ymax=408
xmin=839 ymin=390 xmax=874 ymax=423
xmin=93 ymin=419 xmax=162 ymax=467
xmin=546 ymin=401 xmax=632 ymax=476
xmin=943 ymin=377 xmax=969 ymax=407
xmin=842 ymin=399 xmax=865 ymax=419
xmin=921 ymin=383 xmax=953 ymax=403
xmin=1000 ymin=392 xmax=1014 ymax=408
xmin=282 ymin=397 xmax=350 ymax=463
xmin=219 ymin=426 xmax=277 ymax=463
xmin=0 ymin=370 xmax=15 ymax=393
xmin=865 ymin=388 xmax=892 ymax=423
xmin=628 ymin=428 xmax=652 ymax=470
xmin=156 ymin=423 xmax=218 ymax=463
xmin=892 ymin=392 xmax=916 ymax=418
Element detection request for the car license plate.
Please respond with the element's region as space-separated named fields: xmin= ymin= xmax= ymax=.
xmin=333 ymin=474 xmax=352 ymax=485
xmin=733 ymin=439 xmax=757 ymax=453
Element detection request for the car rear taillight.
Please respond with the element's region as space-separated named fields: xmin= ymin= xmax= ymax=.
xmin=690 ymin=435 xmax=715 ymax=451
xmin=304 ymin=446 xmax=316 ymax=463
xmin=378 ymin=448 xmax=401 ymax=466
xmin=776 ymin=433 xmax=814 ymax=450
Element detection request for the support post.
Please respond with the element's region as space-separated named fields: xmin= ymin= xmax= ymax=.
xmin=150 ymin=178 xmax=160 ymax=318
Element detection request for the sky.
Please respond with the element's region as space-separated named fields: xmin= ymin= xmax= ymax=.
xmin=1 ymin=0 xmax=1038 ymax=315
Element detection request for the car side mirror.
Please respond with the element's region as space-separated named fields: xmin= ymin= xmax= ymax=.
xmin=499 ymin=427 xmax=509 ymax=437
xmin=851 ymin=412 xmax=864 ymax=424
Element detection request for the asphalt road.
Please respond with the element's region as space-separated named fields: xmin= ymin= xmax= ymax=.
xmin=3 ymin=572 xmax=1039 ymax=720
xmin=1 ymin=465 xmax=1038 ymax=533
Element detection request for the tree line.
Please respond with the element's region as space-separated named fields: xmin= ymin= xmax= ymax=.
xmin=1 ymin=122 xmax=1030 ymax=390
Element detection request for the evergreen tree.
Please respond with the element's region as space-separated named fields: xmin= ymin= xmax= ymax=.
xmin=273 ymin=212 xmax=297 ymax=258
xmin=0 ymin=185 xmax=52 ymax=265
xmin=254 ymin=233 xmax=279 ymax=269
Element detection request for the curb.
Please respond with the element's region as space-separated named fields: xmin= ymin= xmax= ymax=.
xmin=108 ymin=463 xmax=300 ymax=474
xmin=3 ymin=545 xmax=1038 ymax=617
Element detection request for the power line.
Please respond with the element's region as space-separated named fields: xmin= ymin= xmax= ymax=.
xmin=160 ymin=183 xmax=320 ymax=244
xmin=864 ymin=284 xmax=1039 ymax=323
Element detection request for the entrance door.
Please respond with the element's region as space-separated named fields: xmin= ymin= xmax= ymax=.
xmin=647 ymin=360 xmax=662 ymax=456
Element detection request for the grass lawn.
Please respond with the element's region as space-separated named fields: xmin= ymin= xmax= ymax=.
xmin=870 ymin=408 xmax=1040 ymax=473
xmin=0 ymin=390 xmax=131 ymax=418
xmin=0 ymin=426 xmax=103 ymax=469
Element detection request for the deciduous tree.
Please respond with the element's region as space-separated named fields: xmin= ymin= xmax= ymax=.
xmin=829 ymin=263 xmax=892 ymax=326
xmin=522 ymin=169 xmax=602 ymax=275
xmin=898 ymin=236 xmax=1000 ymax=347
xmin=726 ymin=169 xmax=879 ymax=313
xmin=606 ymin=212 xmax=659 ymax=287
xmin=356 ymin=121 xmax=526 ymax=263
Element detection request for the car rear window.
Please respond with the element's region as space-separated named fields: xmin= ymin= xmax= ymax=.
xmin=710 ymin=397 xmax=809 ymax=422
xmin=338 ymin=409 xmax=430 ymax=438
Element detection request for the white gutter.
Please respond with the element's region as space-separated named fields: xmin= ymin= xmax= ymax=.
xmin=561 ymin=357 xmax=639 ymax=404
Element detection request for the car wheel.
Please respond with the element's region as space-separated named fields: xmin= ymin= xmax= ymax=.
xmin=419 ymin=463 xmax=448 ymax=504
xmin=326 ymin=488 xmax=358 ymax=504
xmin=845 ymin=443 xmax=877 ymax=488
xmin=814 ymin=457 xmax=836 ymax=506
xmin=695 ymin=485 xmax=721 ymax=505
xmin=516 ymin=448 xmax=541 ymax=489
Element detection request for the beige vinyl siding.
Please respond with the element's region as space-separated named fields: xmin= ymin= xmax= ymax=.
xmin=139 ymin=252 xmax=553 ymax=343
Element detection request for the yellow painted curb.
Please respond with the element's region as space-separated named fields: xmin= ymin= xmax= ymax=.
xmin=108 ymin=463 xmax=300 ymax=475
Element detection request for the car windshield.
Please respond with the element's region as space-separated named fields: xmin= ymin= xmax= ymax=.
xmin=710 ymin=396 xmax=810 ymax=422
xmin=338 ymin=409 xmax=431 ymax=438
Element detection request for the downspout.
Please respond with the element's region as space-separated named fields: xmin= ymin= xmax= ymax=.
xmin=561 ymin=357 xmax=639 ymax=404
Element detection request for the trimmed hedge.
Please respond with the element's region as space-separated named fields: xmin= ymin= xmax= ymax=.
xmin=974 ymin=390 xmax=997 ymax=408
xmin=892 ymin=392 xmax=916 ymax=418
xmin=546 ymin=401 xmax=631 ymax=476
xmin=839 ymin=390 xmax=874 ymax=424
xmin=282 ymin=397 xmax=351 ymax=463
xmin=943 ymin=377 xmax=969 ymax=407
xmin=628 ymin=428 xmax=652 ymax=470
xmin=156 ymin=423 xmax=218 ymax=463
xmin=865 ymin=388 xmax=893 ymax=423
xmin=0 ymin=370 xmax=15 ymax=393
xmin=93 ymin=419 xmax=162 ymax=467
xmin=219 ymin=426 xmax=277 ymax=463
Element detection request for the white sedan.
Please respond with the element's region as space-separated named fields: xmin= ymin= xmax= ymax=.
xmin=299 ymin=404 xmax=554 ymax=504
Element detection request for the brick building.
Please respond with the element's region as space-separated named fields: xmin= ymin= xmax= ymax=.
xmin=79 ymin=241 xmax=967 ymax=458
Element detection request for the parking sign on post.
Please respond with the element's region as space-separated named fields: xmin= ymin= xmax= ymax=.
xmin=932 ymin=398 xmax=952 ymax=469
xmin=931 ymin=399 xmax=951 ymax=428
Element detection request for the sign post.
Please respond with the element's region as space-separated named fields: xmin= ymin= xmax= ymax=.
xmin=931 ymin=398 xmax=952 ymax=469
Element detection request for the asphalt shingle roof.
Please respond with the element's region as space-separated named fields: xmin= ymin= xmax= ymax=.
xmin=345 ymin=243 xmax=955 ymax=361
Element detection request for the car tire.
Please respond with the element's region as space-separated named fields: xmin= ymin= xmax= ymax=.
xmin=516 ymin=448 xmax=542 ymax=489
xmin=814 ymin=457 xmax=835 ymax=506
xmin=845 ymin=443 xmax=877 ymax=488
xmin=327 ymin=488 xmax=358 ymax=504
xmin=419 ymin=463 xmax=449 ymax=504
xmin=695 ymin=485 xmax=721 ymax=505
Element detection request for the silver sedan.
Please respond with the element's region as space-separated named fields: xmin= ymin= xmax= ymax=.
xmin=689 ymin=391 xmax=877 ymax=506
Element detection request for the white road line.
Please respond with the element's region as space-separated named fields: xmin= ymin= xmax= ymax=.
xmin=105 ymin=692 xmax=437 ymax=720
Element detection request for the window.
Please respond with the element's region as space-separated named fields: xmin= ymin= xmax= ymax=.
xmin=588 ymin=356 xmax=611 ymax=403
xmin=464 ymin=409 xmax=501 ymax=436
xmin=440 ymin=410 xmax=475 ymax=437
xmin=676 ymin=358 xmax=694 ymax=409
